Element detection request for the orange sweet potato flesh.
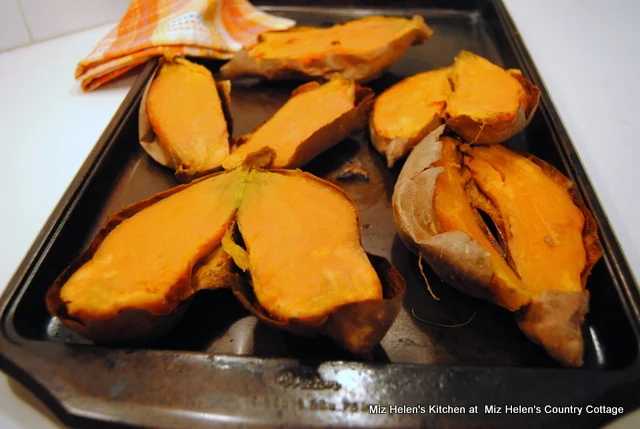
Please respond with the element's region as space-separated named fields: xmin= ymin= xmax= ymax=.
xmin=432 ymin=137 xmax=529 ymax=310
xmin=146 ymin=58 xmax=230 ymax=181
xmin=236 ymin=170 xmax=382 ymax=322
xmin=220 ymin=15 xmax=434 ymax=83
xmin=223 ymin=78 xmax=373 ymax=170
xmin=252 ymin=16 xmax=428 ymax=60
xmin=447 ymin=53 xmax=528 ymax=121
xmin=52 ymin=169 xmax=242 ymax=329
xmin=446 ymin=51 xmax=540 ymax=144
xmin=465 ymin=145 xmax=586 ymax=294
xmin=463 ymin=144 xmax=602 ymax=366
xmin=370 ymin=51 xmax=539 ymax=168
xmin=370 ymin=68 xmax=451 ymax=167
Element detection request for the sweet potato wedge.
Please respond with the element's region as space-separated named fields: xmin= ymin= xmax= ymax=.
xmin=223 ymin=77 xmax=374 ymax=170
xmin=227 ymin=169 xmax=405 ymax=355
xmin=47 ymin=170 xmax=243 ymax=343
xmin=370 ymin=68 xmax=451 ymax=167
xmin=141 ymin=57 xmax=232 ymax=182
xmin=445 ymin=51 xmax=540 ymax=144
xmin=392 ymin=126 xmax=602 ymax=366
xmin=220 ymin=15 xmax=434 ymax=83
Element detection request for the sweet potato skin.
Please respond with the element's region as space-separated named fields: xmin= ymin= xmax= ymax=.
xmin=392 ymin=127 xmax=505 ymax=307
xmin=446 ymin=70 xmax=541 ymax=144
xmin=220 ymin=16 xmax=433 ymax=84
xmin=393 ymin=165 xmax=443 ymax=254
xmin=517 ymin=290 xmax=589 ymax=367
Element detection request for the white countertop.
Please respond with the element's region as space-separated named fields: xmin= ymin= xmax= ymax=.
xmin=0 ymin=1 xmax=639 ymax=427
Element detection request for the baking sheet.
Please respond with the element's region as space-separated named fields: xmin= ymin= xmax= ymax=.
xmin=1 ymin=1 xmax=638 ymax=428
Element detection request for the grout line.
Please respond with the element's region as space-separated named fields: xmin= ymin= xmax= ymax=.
xmin=15 ymin=0 xmax=34 ymax=43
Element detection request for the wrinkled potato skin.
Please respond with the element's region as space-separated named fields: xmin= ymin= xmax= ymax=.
xmin=391 ymin=136 xmax=503 ymax=306
xmin=517 ymin=290 xmax=589 ymax=367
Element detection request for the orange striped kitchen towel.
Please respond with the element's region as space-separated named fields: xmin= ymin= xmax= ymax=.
xmin=75 ymin=0 xmax=294 ymax=91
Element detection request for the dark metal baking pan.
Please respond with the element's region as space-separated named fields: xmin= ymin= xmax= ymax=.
xmin=1 ymin=0 xmax=639 ymax=427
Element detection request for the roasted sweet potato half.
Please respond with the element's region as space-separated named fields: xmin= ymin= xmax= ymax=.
xmin=445 ymin=51 xmax=540 ymax=144
xmin=223 ymin=77 xmax=374 ymax=170
xmin=370 ymin=67 xmax=451 ymax=167
xmin=48 ymin=168 xmax=404 ymax=353
xmin=47 ymin=170 xmax=243 ymax=343
xmin=392 ymin=126 xmax=602 ymax=366
xmin=370 ymin=51 xmax=540 ymax=166
xmin=226 ymin=169 xmax=405 ymax=355
xmin=140 ymin=56 xmax=233 ymax=182
xmin=220 ymin=15 xmax=433 ymax=84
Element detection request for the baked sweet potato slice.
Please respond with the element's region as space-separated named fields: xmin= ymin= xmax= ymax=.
xmin=142 ymin=57 xmax=232 ymax=182
xmin=237 ymin=170 xmax=382 ymax=319
xmin=392 ymin=126 xmax=602 ymax=366
xmin=393 ymin=126 xmax=529 ymax=311
xmin=227 ymin=169 xmax=405 ymax=354
xmin=220 ymin=15 xmax=433 ymax=83
xmin=463 ymin=144 xmax=602 ymax=366
xmin=370 ymin=68 xmax=451 ymax=167
xmin=370 ymin=51 xmax=540 ymax=166
xmin=446 ymin=51 xmax=540 ymax=144
xmin=47 ymin=169 xmax=243 ymax=342
xmin=223 ymin=77 xmax=373 ymax=170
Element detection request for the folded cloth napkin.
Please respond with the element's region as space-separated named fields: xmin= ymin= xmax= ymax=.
xmin=75 ymin=0 xmax=294 ymax=91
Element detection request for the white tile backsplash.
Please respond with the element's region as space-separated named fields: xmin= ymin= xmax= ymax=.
xmin=0 ymin=0 xmax=31 ymax=51
xmin=19 ymin=0 xmax=129 ymax=42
